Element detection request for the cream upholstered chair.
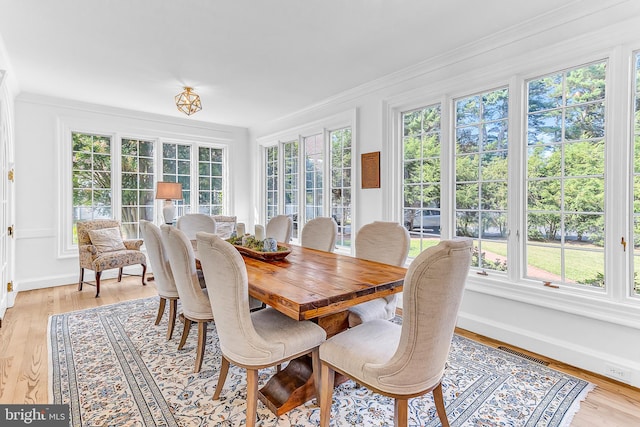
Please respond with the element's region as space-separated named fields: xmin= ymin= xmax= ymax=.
xmin=140 ymin=220 xmax=180 ymax=340
xmin=300 ymin=217 xmax=338 ymax=252
xmin=161 ymin=225 xmax=213 ymax=373
xmin=196 ymin=232 xmax=326 ymax=427
xmin=211 ymin=215 xmax=237 ymax=239
xmin=319 ymin=238 xmax=472 ymax=427
xmin=265 ymin=214 xmax=293 ymax=243
xmin=176 ymin=213 xmax=217 ymax=241
xmin=77 ymin=219 xmax=147 ymax=298
xmin=347 ymin=221 xmax=410 ymax=327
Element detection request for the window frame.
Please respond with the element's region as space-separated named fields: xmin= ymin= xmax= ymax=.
xmin=384 ymin=49 xmax=640 ymax=328
xmin=257 ymin=110 xmax=356 ymax=251
xmin=59 ymin=121 xmax=231 ymax=257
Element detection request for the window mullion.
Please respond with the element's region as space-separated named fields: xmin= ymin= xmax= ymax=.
xmin=509 ymin=75 xmax=526 ymax=283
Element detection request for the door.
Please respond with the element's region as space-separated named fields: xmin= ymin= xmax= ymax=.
xmin=0 ymin=70 xmax=15 ymax=325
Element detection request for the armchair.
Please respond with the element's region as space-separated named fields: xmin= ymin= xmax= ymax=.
xmin=77 ymin=219 xmax=147 ymax=297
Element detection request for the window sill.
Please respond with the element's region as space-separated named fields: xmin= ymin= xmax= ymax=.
xmin=465 ymin=273 xmax=640 ymax=330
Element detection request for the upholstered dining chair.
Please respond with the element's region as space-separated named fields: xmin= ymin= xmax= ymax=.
xmin=161 ymin=224 xmax=214 ymax=373
xmin=176 ymin=213 xmax=217 ymax=241
xmin=140 ymin=220 xmax=180 ymax=340
xmin=265 ymin=214 xmax=293 ymax=243
xmin=319 ymin=238 xmax=472 ymax=427
xmin=347 ymin=221 xmax=410 ymax=327
xmin=77 ymin=219 xmax=147 ymax=298
xmin=196 ymin=232 xmax=326 ymax=427
xmin=300 ymin=217 xmax=338 ymax=252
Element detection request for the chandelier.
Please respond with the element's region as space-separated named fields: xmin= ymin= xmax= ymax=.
xmin=175 ymin=87 xmax=202 ymax=116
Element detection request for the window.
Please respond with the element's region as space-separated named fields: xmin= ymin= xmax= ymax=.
xmin=455 ymin=88 xmax=509 ymax=272
xmin=526 ymin=61 xmax=606 ymax=288
xmin=283 ymin=140 xmax=300 ymax=238
xmin=304 ymin=134 xmax=323 ymax=222
xmin=162 ymin=143 xmax=192 ymax=215
xmin=198 ymin=146 xmax=224 ymax=215
xmin=265 ymin=145 xmax=279 ymax=221
xmin=72 ymin=132 xmax=112 ymax=243
xmin=402 ymin=104 xmax=441 ymax=258
xmin=261 ymin=121 xmax=354 ymax=249
xmin=67 ymin=132 xmax=227 ymax=248
xmin=330 ymin=128 xmax=352 ymax=247
xmin=121 ymin=138 xmax=155 ymax=239
xmin=632 ymin=53 xmax=640 ymax=296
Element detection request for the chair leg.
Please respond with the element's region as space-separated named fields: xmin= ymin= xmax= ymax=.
xmin=194 ymin=321 xmax=208 ymax=373
xmin=319 ymin=362 xmax=335 ymax=427
xmin=167 ymin=299 xmax=178 ymax=340
xmin=78 ymin=268 xmax=84 ymax=291
xmin=433 ymin=382 xmax=450 ymax=427
xmin=394 ymin=398 xmax=408 ymax=427
xmin=311 ymin=348 xmax=321 ymax=403
xmin=246 ymin=368 xmax=259 ymax=427
xmin=95 ymin=272 xmax=101 ymax=297
xmin=213 ymin=356 xmax=230 ymax=400
xmin=155 ymin=297 xmax=167 ymax=325
xmin=141 ymin=263 xmax=147 ymax=285
xmin=118 ymin=267 xmax=123 ymax=282
xmin=178 ymin=318 xmax=192 ymax=350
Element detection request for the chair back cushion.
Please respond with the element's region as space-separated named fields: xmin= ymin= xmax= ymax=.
xmin=176 ymin=214 xmax=217 ymax=241
xmin=140 ymin=220 xmax=179 ymax=299
xmin=300 ymin=217 xmax=338 ymax=252
xmin=196 ymin=232 xmax=281 ymax=363
xmin=367 ymin=238 xmax=472 ymax=392
xmin=77 ymin=219 xmax=122 ymax=246
xmin=355 ymin=221 xmax=410 ymax=266
xmin=266 ymin=215 xmax=293 ymax=243
xmin=88 ymin=227 xmax=126 ymax=253
xmin=161 ymin=225 xmax=212 ymax=320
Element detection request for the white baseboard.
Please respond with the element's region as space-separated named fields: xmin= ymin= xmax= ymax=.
xmin=15 ymin=266 xmax=145 ymax=292
xmin=457 ymin=311 xmax=640 ymax=388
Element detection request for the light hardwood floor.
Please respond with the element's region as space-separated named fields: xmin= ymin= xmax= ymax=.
xmin=1 ymin=277 xmax=639 ymax=426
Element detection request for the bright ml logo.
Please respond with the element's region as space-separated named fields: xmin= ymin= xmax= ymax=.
xmin=0 ymin=405 xmax=69 ymax=426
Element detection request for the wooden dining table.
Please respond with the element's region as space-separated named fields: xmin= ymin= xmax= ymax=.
xmin=195 ymin=243 xmax=407 ymax=416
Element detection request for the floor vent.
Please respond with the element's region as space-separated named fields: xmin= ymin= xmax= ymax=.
xmin=497 ymin=346 xmax=549 ymax=366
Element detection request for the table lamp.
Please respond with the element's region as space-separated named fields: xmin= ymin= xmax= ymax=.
xmin=155 ymin=182 xmax=183 ymax=224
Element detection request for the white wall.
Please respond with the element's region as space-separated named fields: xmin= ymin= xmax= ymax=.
xmin=14 ymin=94 xmax=251 ymax=291
xmin=251 ymin=10 xmax=640 ymax=386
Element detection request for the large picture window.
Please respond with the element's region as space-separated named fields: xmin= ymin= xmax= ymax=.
xmin=455 ymin=88 xmax=509 ymax=273
xmin=526 ymin=61 xmax=606 ymax=288
xmin=402 ymin=104 xmax=441 ymax=258
xmin=121 ymin=138 xmax=155 ymax=239
xmin=72 ymin=132 xmax=112 ymax=243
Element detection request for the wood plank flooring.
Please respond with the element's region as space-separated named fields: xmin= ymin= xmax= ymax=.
xmin=1 ymin=277 xmax=639 ymax=426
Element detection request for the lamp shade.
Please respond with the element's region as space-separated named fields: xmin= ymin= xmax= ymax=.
xmin=155 ymin=182 xmax=183 ymax=200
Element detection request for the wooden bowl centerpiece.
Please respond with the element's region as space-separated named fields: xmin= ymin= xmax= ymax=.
xmin=226 ymin=235 xmax=291 ymax=261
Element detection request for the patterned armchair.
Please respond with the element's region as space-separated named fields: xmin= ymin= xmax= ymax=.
xmin=77 ymin=219 xmax=147 ymax=297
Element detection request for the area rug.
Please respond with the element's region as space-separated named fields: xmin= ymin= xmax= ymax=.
xmin=48 ymin=297 xmax=593 ymax=426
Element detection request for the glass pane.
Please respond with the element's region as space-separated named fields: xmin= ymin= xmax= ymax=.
xmin=483 ymin=121 xmax=508 ymax=151
xmin=456 ymin=155 xmax=479 ymax=182
xmin=456 ymin=126 xmax=479 ymax=154
xmin=565 ymin=213 xmax=604 ymax=245
xmin=527 ymin=245 xmax=561 ymax=282
xmin=528 ymin=179 xmax=561 ymax=211
xmin=565 ymin=249 xmax=604 ymax=288
xmin=564 ymin=178 xmax=604 ymax=212
xmin=483 ymin=88 xmax=509 ymax=121
xmin=528 ymin=212 xmax=561 ymax=242
xmin=456 ymin=95 xmax=480 ymax=125
xmin=481 ymin=182 xmax=508 ymax=210
xmin=565 ymin=103 xmax=605 ymax=140
xmin=566 ymin=63 xmax=606 ymax=105
xmin=456 ymin=211 xmax=478 ymax=237
xmin=527 ymin=145 xmax=561 ymax=178
xmin=564 ymin=141 xmax=604 ymax=176
xmin=455 ymin=183 xmax=479 ymax=209
xmin=528 ymin=110 xmax=562 ymax=144
xmin=528 ymin=73 xmax=562 ymax=113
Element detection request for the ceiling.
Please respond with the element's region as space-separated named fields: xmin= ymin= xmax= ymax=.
xmin=0 ymin=0 xmax=631 ymax=128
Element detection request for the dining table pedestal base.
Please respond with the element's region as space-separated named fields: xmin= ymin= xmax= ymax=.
xmin=258 ymin=355 xmax=316 ymax=416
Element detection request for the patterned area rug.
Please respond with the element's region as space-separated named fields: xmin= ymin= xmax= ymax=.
xmin=48 ymin=297 xmax=593 ymax=426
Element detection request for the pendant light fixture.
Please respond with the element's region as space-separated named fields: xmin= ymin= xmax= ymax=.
xmin=175 ymin=86 xmax=202 ymax=116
